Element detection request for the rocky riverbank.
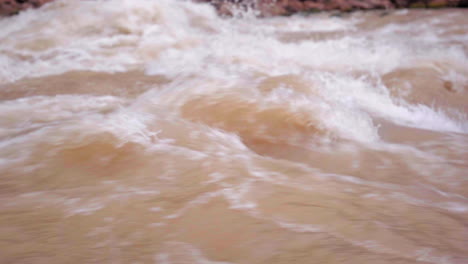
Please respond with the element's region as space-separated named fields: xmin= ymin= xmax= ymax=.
xmin=1 ymin=0 xmax=467 ymax=16
xmin=0 ymin=0 xmax=53 ymax=16
xmin=204 ymin=0 xmax=468 ymax=16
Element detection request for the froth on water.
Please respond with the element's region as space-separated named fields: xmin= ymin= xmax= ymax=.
xmin=0 ymin=1 xmax=467 ymax=263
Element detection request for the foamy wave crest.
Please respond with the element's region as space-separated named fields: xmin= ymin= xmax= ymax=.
xmin=0 ymin=0 xmax=219 ymax=82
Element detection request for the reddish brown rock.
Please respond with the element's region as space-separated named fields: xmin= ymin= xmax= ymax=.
xmin=0 ymin=0 xmax=54 ymax=16
xmin=201 ymin=0 xmax=467 ymax=16
xmin=0 ymin=0 xmax=466 ymax=17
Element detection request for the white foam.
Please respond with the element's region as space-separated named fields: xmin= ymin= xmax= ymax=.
xmin=1 ymin=0 xmax=466 ymax=139
xmin=0 ymin=0 xmax=219 ymax=82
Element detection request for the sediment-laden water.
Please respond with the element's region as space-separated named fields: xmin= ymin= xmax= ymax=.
xmin=0 ymin=1 xmax=467 ymax=263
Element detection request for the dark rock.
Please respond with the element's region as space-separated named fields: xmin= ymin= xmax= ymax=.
xmin=0 ymin=0 xmax=53 ymax=16
xmin=200 ymin=0 xmax=467 ymax=16
xmin=0 ymin=0 xmax=466 ymax=17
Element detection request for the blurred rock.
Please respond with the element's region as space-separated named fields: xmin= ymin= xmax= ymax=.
xmin=200 ymin=0 xmax=467 ymax=16
xmin=1 ymin=0 xmax=466 ymax=17
xmin=0 ymin=0 xmax=54 ymax=16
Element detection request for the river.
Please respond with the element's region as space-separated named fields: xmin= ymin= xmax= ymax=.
xmin=0 ymin=1 xmax=467 ymax=263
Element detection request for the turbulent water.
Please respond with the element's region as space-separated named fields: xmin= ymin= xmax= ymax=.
xmin=0 ymin=0 xmax=467 ymax=263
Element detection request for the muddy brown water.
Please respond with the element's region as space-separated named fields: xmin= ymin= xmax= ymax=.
xmin=0 ymin=1 xmax=467 ymax=263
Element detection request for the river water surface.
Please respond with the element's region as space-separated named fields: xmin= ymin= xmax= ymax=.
xmin=0 ymin=1 xmax=467 ymax=263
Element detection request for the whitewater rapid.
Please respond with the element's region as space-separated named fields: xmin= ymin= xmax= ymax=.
xmin=0 ymin=1 xmax=467 ymax=263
